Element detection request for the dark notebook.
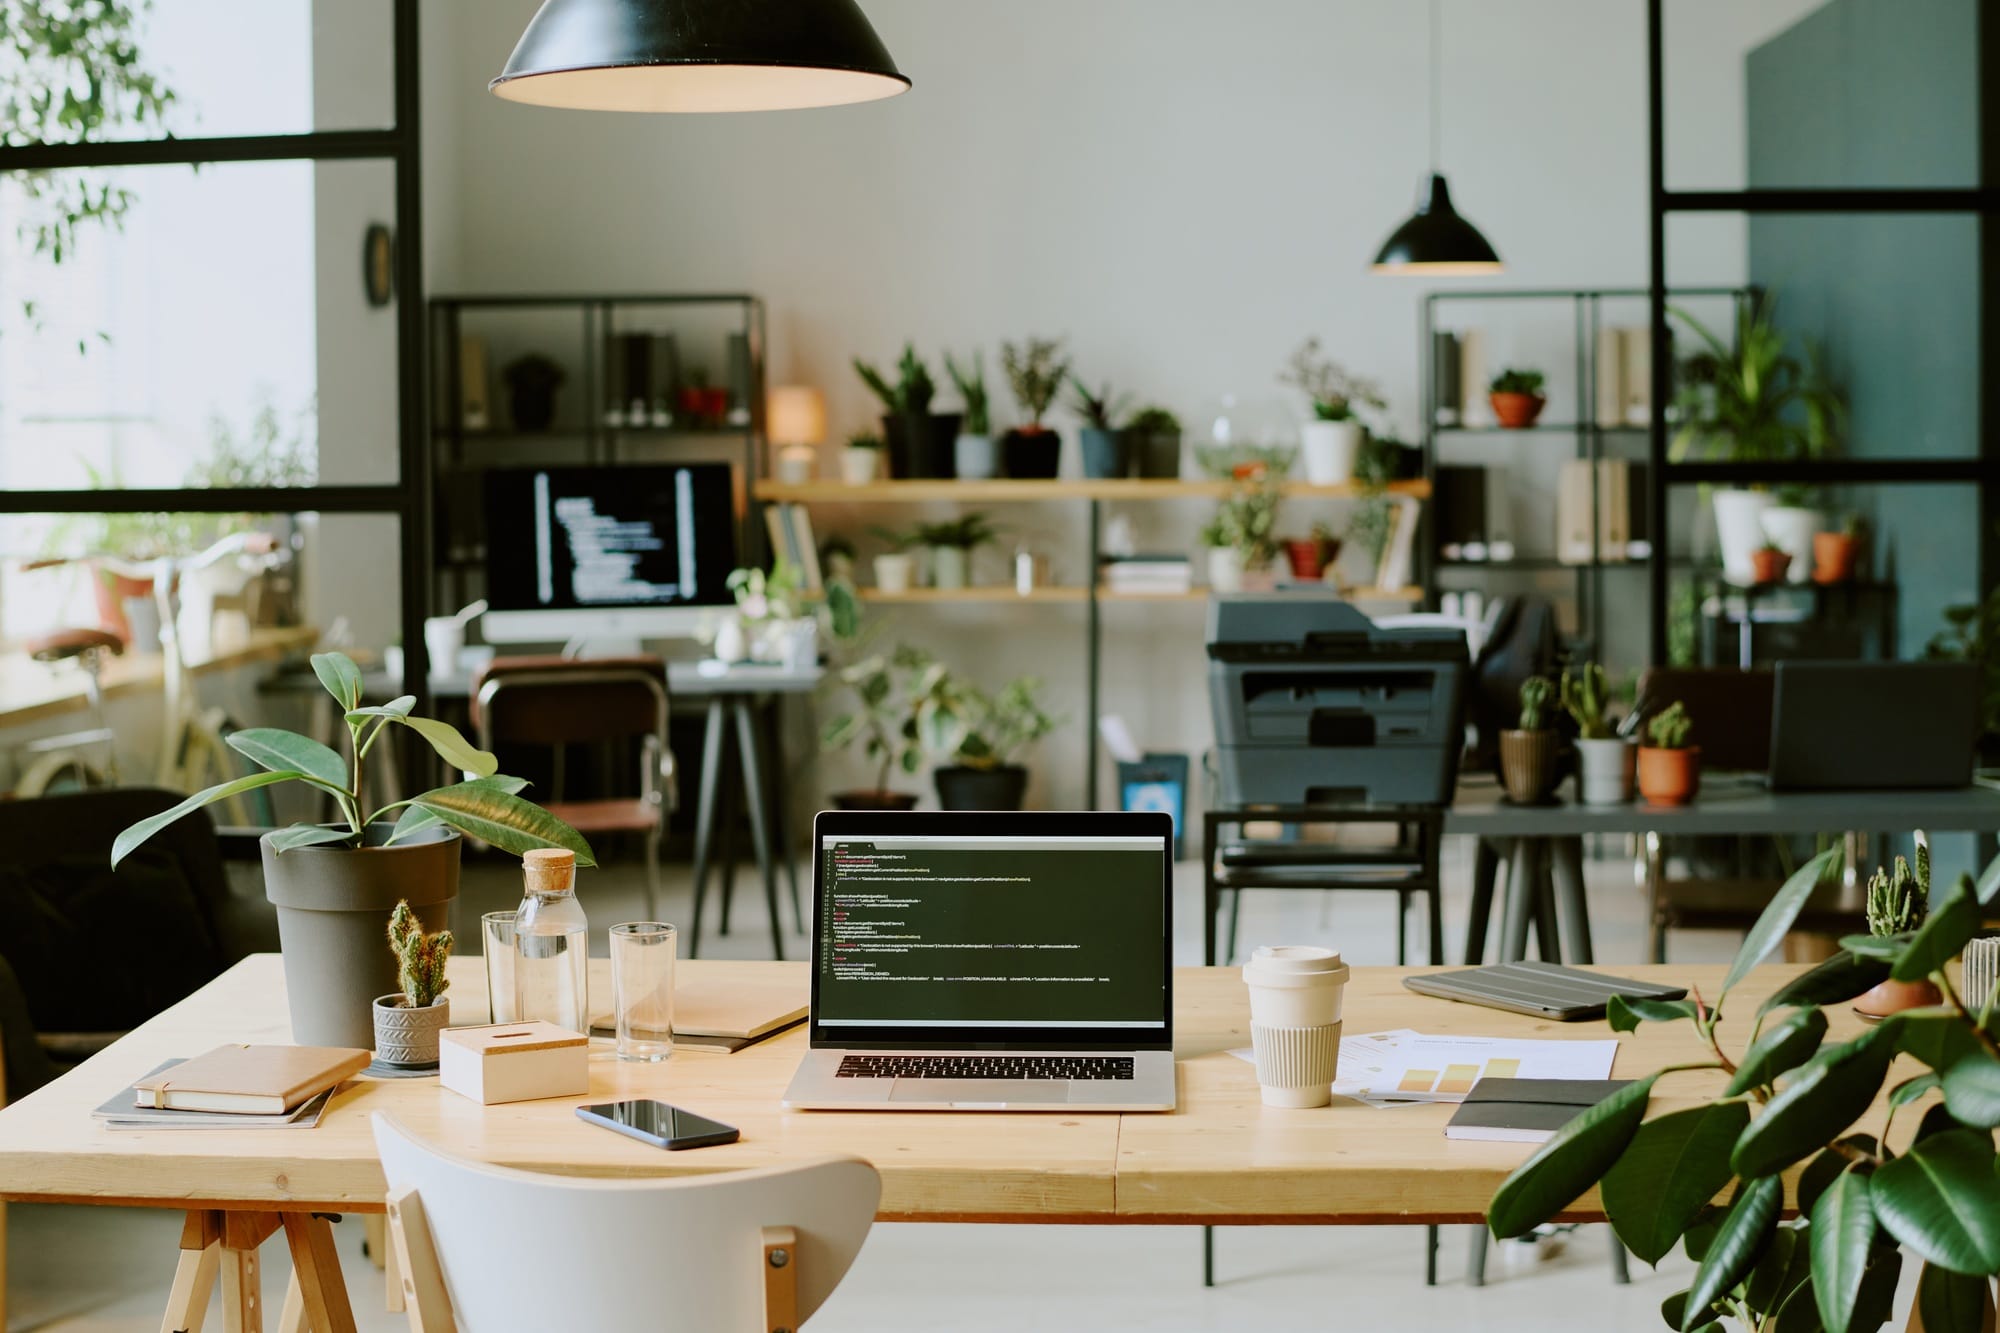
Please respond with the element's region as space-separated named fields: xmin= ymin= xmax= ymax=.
xmin=1444 ymin=1078 xmax=1634 ymax=1143
xmin=1403 ymin=961 xmax=1688 ymax=1020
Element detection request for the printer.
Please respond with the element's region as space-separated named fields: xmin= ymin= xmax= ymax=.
xmin=1207 ymin=594 xmax=1468 ymax=807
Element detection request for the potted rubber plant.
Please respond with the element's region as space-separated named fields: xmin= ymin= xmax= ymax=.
xmin=1487 ymin=368 xmax=1547 ymax=429
xmin=1126 ymin=404 xmax=1184 ymax=479
xmin=1068 ymin=376 xmax=1130 ymax=480
xmin=944 ymin=349 xmax=997 ymax=481
xmin=821 ymin=643 xmax=930 ymax=811
xmin=1281 ymin=337 xmax=1384 ymax=485
xmin=1848 ymin=846 xmax=1942 ymax=1020
xmin=1499 ymin=677 xmax=1561 ymax=805
xmin=856 ymin=344 xmax=958 ymax=479
xmin=916 ymin=669 xmax=1058 ymax=811
xmin=1636 ymin=699 xmax=1699 ymax=806
xmin=111 ymin=651 xmax=594 ymax=1049
xmin=915 ymin=512 xmax=997 ymax=592
xmin=1562 ymin=661 xmax=1633 ymax=806
xmin=839 ymin=431 xmax=883 ymax=486
xmin=1000 ymin=337 xmax=1071 ymax=479
xmin=374 ymin=900 xmax=452 ymax=1069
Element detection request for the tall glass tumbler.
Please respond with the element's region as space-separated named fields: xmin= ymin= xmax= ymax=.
xmin=610 ymin=922 xmax=676 ymax=1062
xmin=482 ymin=911 xmax=519 ymax=1024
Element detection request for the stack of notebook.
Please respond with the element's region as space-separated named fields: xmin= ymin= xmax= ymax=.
xmin=94 ymin=1044 xmax=369 ymax=1131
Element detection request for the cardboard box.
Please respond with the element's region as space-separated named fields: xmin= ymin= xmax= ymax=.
xmin=440 ymin=1021 xmax=589 ymax=1106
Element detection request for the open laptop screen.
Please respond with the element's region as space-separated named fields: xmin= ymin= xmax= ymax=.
xmin=809 ymin=812 xmax=1173 ymax=1049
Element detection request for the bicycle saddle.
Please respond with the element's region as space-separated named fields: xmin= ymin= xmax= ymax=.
xmin=27 ymin=628 xmax=126 ymax=662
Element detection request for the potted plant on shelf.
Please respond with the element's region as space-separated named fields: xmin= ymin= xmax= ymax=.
xmin=1758 ymin=484 xmax=1823 ymax=585
xmin=839 ymin=431 xmax=883 ymax=486
xmin=1000 ymin=337 xmax=1071 ymax=479
xmin=1848 ymin=845 xmax=1943 ymax=1020
xmin=1812 ymin=512 xmax=1863 ymax=584
xmin=866 ymin=524 xmax=921 ymax=595
xmin=502 ymin=354 xmax=565 ymax=431
xmin=856 ymin=344 xmax=958 ymax=479
xmin=819 ymin=534 xmax=859 ymax=584
xmin=1562 ymin=661 xmax=1632 ymax=806
xmin=1069 ymin=376 xmax=1130 ymax=480
xmin=726 ymin=559 xmax=815 ymax=667
xmin=1283 ymin=522 xmax=1342 ymax=583
xmin=1488 ymin=368 xmax=1546 ymax=429
xmin=915 ymin=512 xmax=998 ymax=591
xmin=1280 ymin=337 xmax=1384 ymax=485
xmin=1636 ymin=699 xmax=1699 ymax=806
xmin=915 ymin=669 xmax=1058 ymax=811
xmin=1499 ymin=677 xmax=1561 ymax=805
xmin=1126 ymin=404 xmax=1183 ymax=479
xmin=1747 ymin=539 xmax=1792 ymax=586
xmin=821 ymin=644 xmax=930 ymax=811
xmin=374 ymin=901 xmax=452 ymax=1069
xmin=1488 ymin=843 xmax=2000 ymax=1333
xmin=111 ymin=652 xmax=593 ymax=1049
xmin=1199 ymin=471 xmax=1282 ymax=593
xmin=944 ymin=349 xmax=997 ymax=481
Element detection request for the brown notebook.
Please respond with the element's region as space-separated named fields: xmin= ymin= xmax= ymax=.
xmin=132 ymin=1044 xmax=370 ymax=1115
xmin=672 ymin=974 xmax=807 ymax=1040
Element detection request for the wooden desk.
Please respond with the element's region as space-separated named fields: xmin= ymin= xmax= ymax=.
xmin=0 ymin=624 xmax=320 ymax=729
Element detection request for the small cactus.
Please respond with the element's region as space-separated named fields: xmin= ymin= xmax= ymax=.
xmin=1561 ymin=662 xmax=1614 ymax=740
xmin=388 ymin=900 xmax=453 ymax=1008
xmin=1518 ymin=677 xmax=1554 ymax=732
xmin=1866 ymin=845 xmax=1930 ymax=938
xmin=1646 ymin=701 xmax=1693 ymax=750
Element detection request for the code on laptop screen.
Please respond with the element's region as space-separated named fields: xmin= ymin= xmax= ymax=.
xmin=815 ymin=835 xmax=1168 ymax=1029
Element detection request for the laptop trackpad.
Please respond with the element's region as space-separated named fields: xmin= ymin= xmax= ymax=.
xmin=889 ymin=1080 xmax=1069 ymax=1104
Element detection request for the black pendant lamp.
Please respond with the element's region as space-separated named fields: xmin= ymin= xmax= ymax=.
xmin=1370 ymin=0 xmax=1501 ymax=275
xmin=491 ymin=0 xmax=911 ymax=114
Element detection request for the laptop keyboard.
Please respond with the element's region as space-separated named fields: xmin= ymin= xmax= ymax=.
xmin=835 ymin=1055 xmax=1136 ymax=1081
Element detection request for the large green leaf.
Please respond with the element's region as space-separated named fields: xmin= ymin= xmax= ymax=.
xmin=1488 ymin=1076 xmax=1657 ymax=1240
xmin=394 ymin=716 xmax=499 ymax=779
xmin=1608 ymin=994 xmax=1698 ymax=1033
xmin=1761 ymin=953 xmax=1893 ymax=1016
xmin=1745 ymin=1223 xmax=1810 ymax=1317
xmin=265 ymin=825 xmax=359 ymax=854
xmin=1870 ymin=1130 xmax=2000 ymax=1274
xmin=111 ymin=770 xmax=303 ymax=868
xmin=1682 ymin=1176 xmax=1782 ymax=1331
xmin=1917 ymin=1261 xmax=1997 ymax=1333
xmin=1601 ymin=1101 xmax=1750 ymax=1265
xmin=1941 ymin=1057 xmax=2000 ymax=1129
xmin=1898 ymin=1013 xmax=1984 ymax=1077
xmin=410 ymin=782 xmax=596 ymax=866
xmin=1839 ymin=933 xmax=1908 ymax=960
xmin=226 ymin=728 xmax=348 ymax=789
xmin=310 ymin=651 xmax=364 ymax=710
xmin=346 ymin=695 xmax=416 ymax=722
xmin=1797 ymin=1136 xmax=1879 ymax=1216
xmin=1732 ymin=1023 xmax=1900 ymax=1179
xmin=1660 ymin=1290 xmax=1723 ymax=1333
xmin=1891 ymin=874 xmax=1981 ymax=982
xmin=1727 ymin=1008 xmax=1828 ymax=1097
xmin=1809 ymin=1168 xmax=1877 ymax=1333
xmin=385 ymin=775 xmax=529 ymax=844
xmin=1770 ymin=1276 xmax=1828 ymax=1333
xmin=1890 ymin=1072 xmax=1943 ymax=1108
xmin=1722 ymin=847 xmax=1842 ymax=1003
xmin=1683 ymin=1206 xmax=1725 ymax=1262
xmin=1850 ymin=1246 xmax=1904 ymax=1333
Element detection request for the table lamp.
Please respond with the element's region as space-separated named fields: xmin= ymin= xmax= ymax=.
xmin=768 ymin=385 xmax=826 ymax=484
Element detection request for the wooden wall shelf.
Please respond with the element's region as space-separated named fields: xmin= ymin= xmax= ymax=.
xmin=756 ymin=478 xmax=1431 ymax=504
xmin=857 ymin=586 xmax=1423 ymax=606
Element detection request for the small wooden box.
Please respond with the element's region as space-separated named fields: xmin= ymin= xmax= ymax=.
xmin=439 ymin=1022 xmax=589 ymax=1106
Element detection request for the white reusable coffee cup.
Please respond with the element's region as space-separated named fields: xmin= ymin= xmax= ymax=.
xmin=1243 ymin=945 xmax=1350 ymax=1108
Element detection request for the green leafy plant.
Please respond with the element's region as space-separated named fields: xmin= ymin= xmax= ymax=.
xmin=1000 ymin=337 xmax=1071 ymax=429
xmin=1488 ymin=844 xmax=2000 ymax=1333
xmin=725 ymin=557 xmax=806 ymax=624
xmin=1280 ymin=337 xmax=1384 ymax=422
xmin=1192 ymin=442 xmax=1297 ymax=481
xmin=845 ymin=431 xmax=883 ymax=451
xmin=111 ymin=651 xmax=596 ymax=867
xmin=1925 ymin=582 xmax=2000 ymax=741
xmin=1646 ymin=700 xmax=1693 ymax=751
xmin=911 ymin=669 xmax=1059 ymax=770
xmin=1490 ymin=368 xmax=1546 ymax=397
xmin=1068 ymin=377 xmax=1129 ymax=432
xmin=854 ymin=343 xmax=936 ymax=419
xmin=943 ymin=349 xmax=991 ymax=436
xmin=1198 ymin=476 xmax=1282 ymax=569
xmin=1561 ymin=662 xmax=1615 ymax=740
xmin=821 ymin=643 xmax=934 ymax=795
xmin=1865 ymin=847 xmax=1929 ymax=938
xmin=1516 ymin=677 xmax=1553 ymax=732
xmin=914 ymin=513 xmax=997 ymax=551
xmin=1671 ymin=295 xmax=1845 ymax=469
xmin=387 ymin=900 xmax=452 ymax=1009
xmin=1127 ymin=405 xmax=1182 ymax=435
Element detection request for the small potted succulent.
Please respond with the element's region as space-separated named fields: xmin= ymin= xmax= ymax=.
xmin=1283 ymin=522 xmax=1342 ymax=582
xmin=503 ymin=354 xmax=566 ymax=431
xmin=839 ymin=431 xmax=883 ymax=486
xmin=1069 ymin=377 xmax=1130 ymax=479
xmin=1488 ymin=368 xmax=1547 ymax=429
xmin=1636 ymin=700 xmax=1699 ymax=806
xmin=1848 ymin=846 xmax=1943 ymax=1021
xmin=1813 ymin=511 xmax=1864 ymax=583
xmin=1499 ymin=677 xmax=1562 ymax=805
xmin=944 ymin=350 xmax=996 ymax=481
xmin=819 ymin=534 xmax=859 ymax=584
xmin=1562 ymin=661 xmax=1632 ymax=805
xmin=915 ymin=668 xmax=1059 ymax=811
xmin=1199 ymin=473 xmax=1282 ymax=593
xmin=1281 ymin=337 xmax=1384 ymax=485
xmin=856 ymin=344 xmax=959 ymax=479
xmin=821 ymin=644 xmax=930 ymax=811
xmin=1747 ymin=538 xmax=1792 ymax=585
xmin=915 ymin=512 xmax=998 ymax=591
xmin=374 ymin=901 xmax=452 ymax=1069
xmin=1126 ymin=405 xmax=1183 ymax=479
xmin=1000 ymin=337 xmax=1071 ymax=479
xmin=866 ymin=524 xmax=921 ymax=595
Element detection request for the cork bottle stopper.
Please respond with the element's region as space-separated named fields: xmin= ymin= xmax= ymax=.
xmin=523 ymin=847 xmax=576 ymax=892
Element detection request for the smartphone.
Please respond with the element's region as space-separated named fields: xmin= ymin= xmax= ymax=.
xmin=575 ymin=1100 xmax=741 ymax=1151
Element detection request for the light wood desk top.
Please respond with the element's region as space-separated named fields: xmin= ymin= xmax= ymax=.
xmin=0 ymin=957 xmax=1892 ymax=1226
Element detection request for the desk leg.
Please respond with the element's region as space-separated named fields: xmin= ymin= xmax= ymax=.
xmin=734 ymin=699 xmax=786 ymax=962
xmin=1552 ymin=836 xmax=1594 ymax=965
xmin=763 ymin=698 xmax=804 ymax=934
xmin=687 ymin=698 xmax=728 ymax=960
xmin=1202 ymin=1226 xmax=1214 ymax=1288
xmin=1530 ymin=843 xmax=1562 ymax=964
xmin=163 ymin=1211 xmax=222 ymax=1333
xmin=1500 ymin=839 xmax=1538 ymax=963
xmin=281 ymin=1214 xmax=356 ymax=1333
xmin=276 ymin=1274 xmax=305 ymax=1333
xmin=1465 ymin=838 xmax=1501 ymax=965
xmin=1202 ymin=814 xmax=1221 ymax=967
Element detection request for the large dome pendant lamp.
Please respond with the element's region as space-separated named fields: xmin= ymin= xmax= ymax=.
xmin=1370 ymin=0 xmax=1502 ymax=275
xmin=491 ymin=0 xmax=911 ymax=114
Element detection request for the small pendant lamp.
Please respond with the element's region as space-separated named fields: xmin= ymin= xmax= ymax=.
xmin=1370 ymin=0 xmax=1502 ymax=275
xmin=492 ymin=0 xmax=911 ymax=114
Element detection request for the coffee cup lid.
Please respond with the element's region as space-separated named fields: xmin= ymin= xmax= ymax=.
xmin=1246 ymin=945 xmax=1343 ymax=973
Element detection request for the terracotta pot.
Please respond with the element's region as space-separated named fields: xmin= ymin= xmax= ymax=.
xmin=1499 ymin=730 xmax=1562 ymax=804
xmin=1852 ymin=977 xmax=1942 ymax=1022
xmin=1748 ymin=548 xmax=1792 ymax=585
xmin=1284 ymin=539 xmax=1326 ymax=581
xmin=831 ymin=790 xmax=919 ymax=811
xmin=1489 ymin=392 xmax=1546 ymax=429
xmin=1637 ymin=746 xmax=1701 ymax=806
xmin=1813 ymin=531 xmax=1858 ymax=584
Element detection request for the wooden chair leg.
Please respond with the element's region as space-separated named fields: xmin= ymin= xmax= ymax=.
xmin=163 ymin=1211 xmax=223 ymax=1333
xmin=384 ymin=1215 xmax=405 ymax=1313
xmin=282 ymin=1214 xmax=358 ymax=1333
xmin=276 ymin=1272 xmax=307 ymax=1333
xmin=761 ymin=1226 xmax=798 ymax=1333
xmin=386 ymin=1187 xmax=455 ymax=1333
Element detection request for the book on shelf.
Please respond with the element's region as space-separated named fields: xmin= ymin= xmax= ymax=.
xmin=1101 ymin=554 xmax=1194 ymax=595
xmin=1593 ymin=327 xmax=1654 ymax=428
xmin=1432 ymin=332 xmax=1463 ymax=426
xmin=1556 ymin=460 xmax=1634 ymax=565
xmin=1457 ymin=330 xmax=1489 ymax=428
xmin=1374 ymin=496 xmax=1421 ymax=592
xmin=763 ymin=503 xmax=823 ymax=589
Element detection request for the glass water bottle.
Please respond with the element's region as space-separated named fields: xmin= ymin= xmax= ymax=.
xmin=513 ymin=848 xmax=588 ymax=1032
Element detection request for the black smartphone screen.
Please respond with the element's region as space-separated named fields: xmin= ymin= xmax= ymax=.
xmin=576 ymin=1100 xmax=740 ymax=1150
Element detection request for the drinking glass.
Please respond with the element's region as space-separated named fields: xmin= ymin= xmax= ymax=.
xmin=610 ymin=922 xmax=676 ymax=1062
xmin=482 ymin=911 xmax=519 ymax=1023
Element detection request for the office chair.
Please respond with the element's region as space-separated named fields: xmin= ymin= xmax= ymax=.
xmin=473 ymin=656 xmax=675 ymax=918
xmin=372 ymin=1114 xmax=879 ymax=1331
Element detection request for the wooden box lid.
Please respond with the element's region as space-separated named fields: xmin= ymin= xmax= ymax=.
xmin=441 ymin=1021 xmax=587 ymax=1057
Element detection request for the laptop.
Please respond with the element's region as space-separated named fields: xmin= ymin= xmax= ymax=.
xmin=1768 ymin=661 xmax=1981 ymax=791
xmin=782 ymin=810 xmax=1177 ymax=1112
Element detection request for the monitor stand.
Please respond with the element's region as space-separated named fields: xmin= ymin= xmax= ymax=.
xmin=561 ymin=633 xmax=646 ymax=660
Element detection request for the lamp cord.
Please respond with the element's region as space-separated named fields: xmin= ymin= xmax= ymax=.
xmin=1429 ymin=0 xmax=1443 ymax=174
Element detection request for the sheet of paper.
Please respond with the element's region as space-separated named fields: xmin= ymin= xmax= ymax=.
xmin=1228 ymin=1029 xmax=1619 ymax=1106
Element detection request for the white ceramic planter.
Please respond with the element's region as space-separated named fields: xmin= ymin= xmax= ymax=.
xmin=930 ymin=546 xmax=970 ymax=590
xmin=1207 ymin=546 xmax=1244 ymax=593
xmin=873 ymin=552 xmax=914 ymax=595
xmin=777 ymin=618 xmax=817 ymax=671
xmin=711 ymin=616 xmax=748 ymax=663
xmin=1759 ymin=506 xmax=1822 ymax=585
xmin=1575 ymin=737 xmax=1636 ymax=806
xmin=954 ymin=433 xmax=997 ymax=481
xmin=1299 ymin=420 xmax=1363 ymax=486
xmin=839 ymin=447 xmax=880 ymax=486
xmin=1712 ymin=489 xmax=1776 ymax=585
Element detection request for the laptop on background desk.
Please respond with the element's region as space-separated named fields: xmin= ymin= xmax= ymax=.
xmin=1768 ymin=661 xmax=1980 ymax=791
xmin=783 ymin=810 xmax=1176 ymax=1112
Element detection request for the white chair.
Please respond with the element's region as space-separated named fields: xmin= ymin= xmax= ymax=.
xmin=371 ymin=1113 xmax=879 ymax=1332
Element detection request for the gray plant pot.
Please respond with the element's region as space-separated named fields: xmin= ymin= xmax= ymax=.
xmin=1133 ymin=429 xmax=1182 ymax=478
xmin=954 ymin=433 xmax=998 ymax=481
xmin=262 ymin=824 xmax=459 ymax=1049
xmin=1080 ymin=427 xmax=1126 ymax=479
xmin=373 ymin=994 xmax=450 ymax=1068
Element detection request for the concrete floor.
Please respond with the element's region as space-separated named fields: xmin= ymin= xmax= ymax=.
xmin=5 ymin=839 xmax=1924 ymax=1331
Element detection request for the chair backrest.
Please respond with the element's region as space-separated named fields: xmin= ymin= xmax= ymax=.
xmin=371 ymin=1113 xmax=879 ymax=1332
xmin=471 ymin=656 xmax=669 ymax=748
xmin=1635 ymin=666 xmax=1775 ymax=773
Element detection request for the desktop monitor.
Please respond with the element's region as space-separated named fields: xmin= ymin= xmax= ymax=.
xmin=481 ymin=464 xmax=737 ymax=644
